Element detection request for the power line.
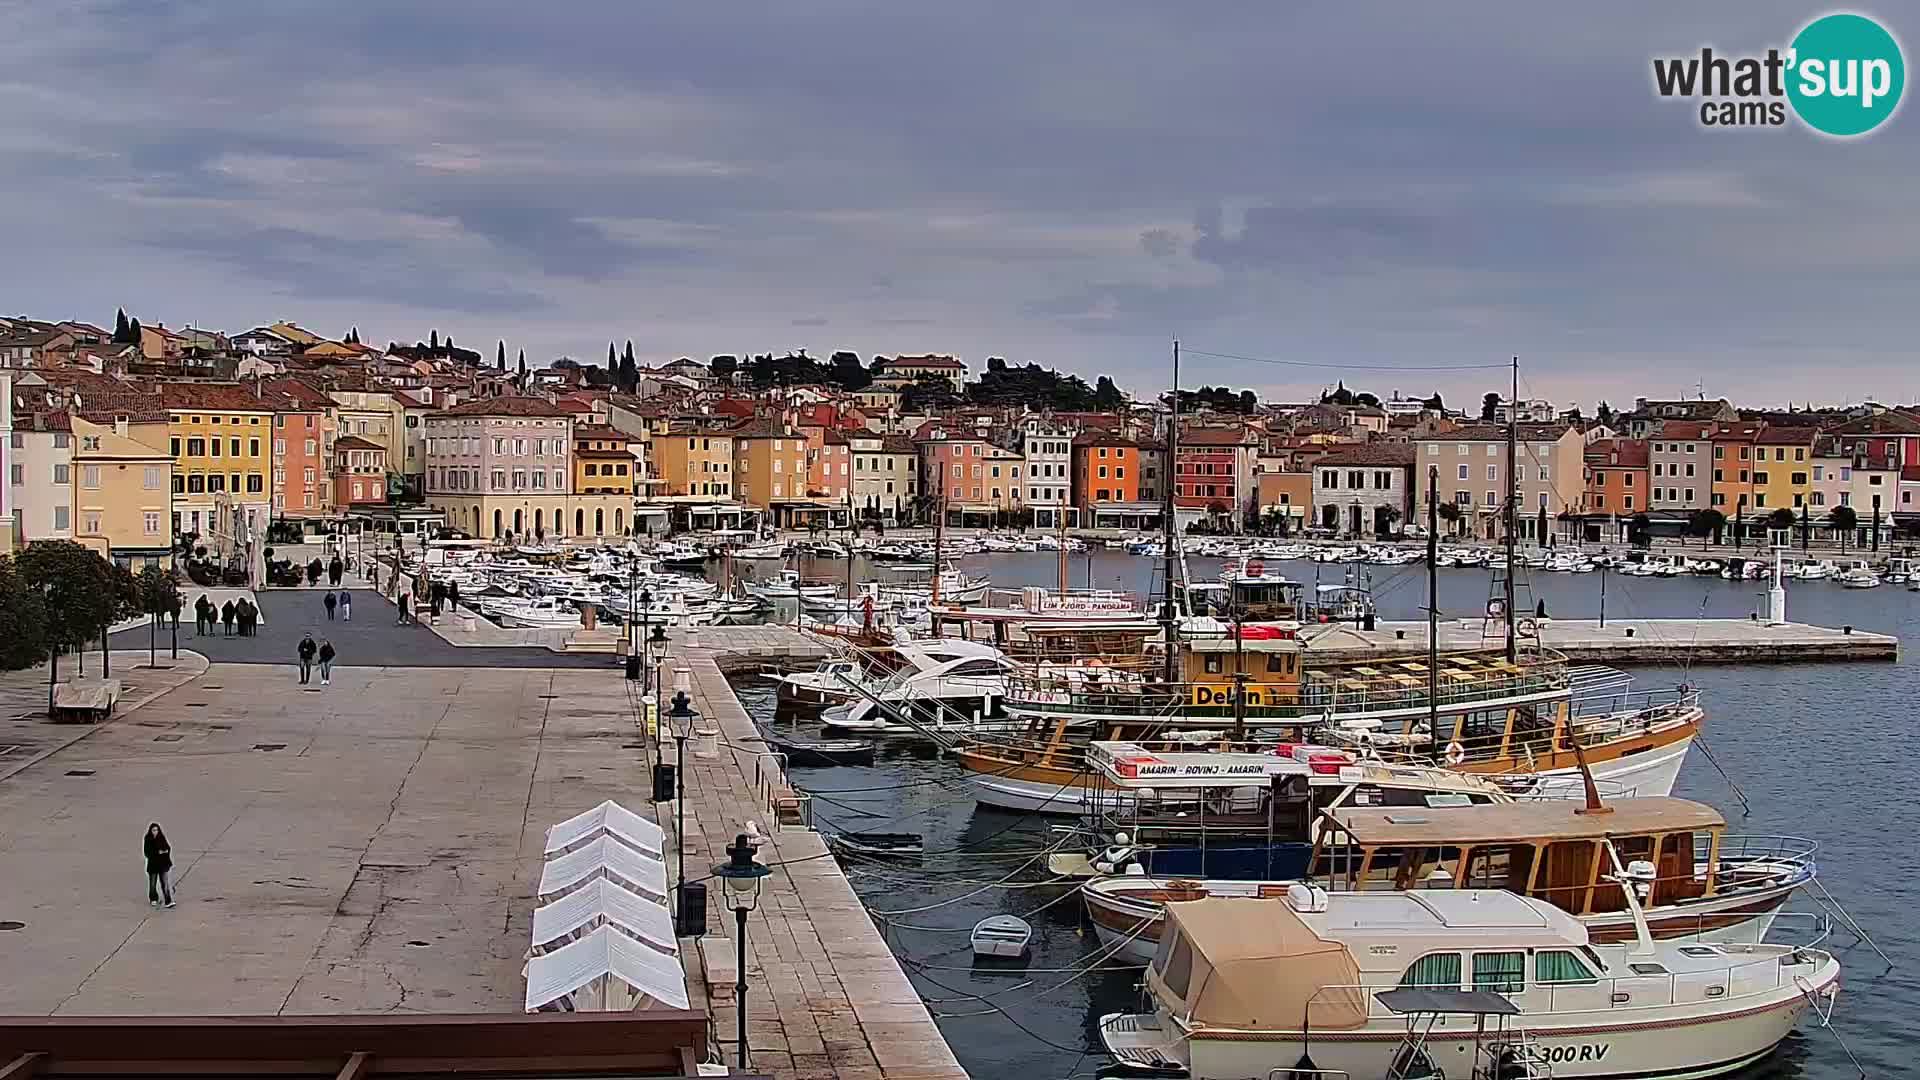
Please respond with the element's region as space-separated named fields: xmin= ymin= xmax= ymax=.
xmin=1180 ymin=348 xmax=1513 ymax=373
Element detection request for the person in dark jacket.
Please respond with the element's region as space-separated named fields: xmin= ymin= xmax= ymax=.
xmin=323 ymin=591 xmax=337 ymax=620
xmin=396 ymin=593 xmax=410 ymax=625
xmin=241 ymin=597 xmax=258 ymax=636
xmin=448 ymin=579 xmax=461 ymax=612
xmin=329 ymin=556 xmax=344 ymax=586
xmin=297 ymin=633 xmax=317 ymax=684
xmin=338 ymin=589 xmax=352 ymax=621
xmin=220 ymin=600 xmax=236 ymax=636
xmin=317 ymin=639 xmax=336 ymax=685
xmin=144 ymin=823 xmax=175 ymax=908
xmin=194 ymin=597 xmax=210 ymax=635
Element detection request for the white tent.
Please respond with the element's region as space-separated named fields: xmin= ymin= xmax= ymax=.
xmin=545 ymin=799 xmax=667 ymax=860
xmin=538 ymin=835 xmax=669 ymax=901
xmin=531 ymin=877 xmax=678 ymax=956
xmin=524 ymin=924 xmax=690 ymax=1012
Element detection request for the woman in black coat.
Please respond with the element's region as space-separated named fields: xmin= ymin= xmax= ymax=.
xmin=144 ymin=823 xmax=175 ymax=907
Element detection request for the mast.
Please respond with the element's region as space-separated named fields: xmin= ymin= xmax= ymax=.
xmin=1160 ymin=340 xmax=1181 ymax=684
xmin=845 ymin=484 xmax=855 ymax=612
xmin=931 ymin=459 xmax=946 ymax=605
xmin=1504 ymin=355 xmax=1518 ymax=662
xmin=1056 ymin=497 xmax=1069 ymax=594
xmin=1426 ymin=464 xmax=1439 ymax=744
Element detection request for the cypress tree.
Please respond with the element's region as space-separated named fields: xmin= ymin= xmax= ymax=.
xmin=113 ymin=308 xmax=129 ymax=342
xmin=517 ymin=349 xmax=527 ymax=382
xmin=429 ymin=329 xmax=439 ymax=350
xmin=497 ymin=340 xmax=506 ymax=369
xmin=128 ymin=317 xmax=143 ymax=344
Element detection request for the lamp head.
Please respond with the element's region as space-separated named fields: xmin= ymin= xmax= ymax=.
xmin=713 ymin=832 xmax=770 ymax=910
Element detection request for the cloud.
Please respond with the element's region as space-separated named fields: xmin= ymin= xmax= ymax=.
xmin=0 ymin=1 xmax=1914 ymax=407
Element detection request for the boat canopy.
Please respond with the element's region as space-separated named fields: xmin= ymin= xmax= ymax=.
xmin=1373 ymin=987 xmax=1520 ymax=1017
xmin=1325 ymin=796 xmax=1724 ymax=847
xmin=1090 ymin=741 xmax=1309 ymax=788
xmin=1151 ymin=898 xmax=1367 ymax=1032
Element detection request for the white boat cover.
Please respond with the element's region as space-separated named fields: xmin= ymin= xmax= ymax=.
xmin=545 ymin=799 xmax=667 ymax=859
xmin=524 ymin=924 xmax=690 ymax=1011
xmin=538 ymin=835 xmax=668 ymax=901
xmin=531 ymin=877 xmax=678 ymax=953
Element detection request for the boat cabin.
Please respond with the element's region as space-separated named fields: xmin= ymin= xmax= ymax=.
xmin=1308 ymin=797 xmax=1726 ymax=917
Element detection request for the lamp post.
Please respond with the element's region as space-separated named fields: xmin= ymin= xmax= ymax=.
xmin=667 ymin=684 xmax=697 ymax=935
xmin=637 ymin=588 xmax=653 ymax=696
xmin=712 ymin=833 xmax=771 ymax=1070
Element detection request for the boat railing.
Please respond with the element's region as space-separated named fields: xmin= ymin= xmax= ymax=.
xmin=1005 ymin=664 xmax=1575 ymax=723
xmin=1305 ymin=917 xmax=1832 ymax=1025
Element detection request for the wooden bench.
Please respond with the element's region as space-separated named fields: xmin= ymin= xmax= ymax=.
xmin=52 ymin=678 xmax=122 ymax=724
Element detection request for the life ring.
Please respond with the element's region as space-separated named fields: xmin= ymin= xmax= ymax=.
xmin=1517 ymin=617 xmax=1540 ymax=638
xmin=1445 ymin=741 xmax=1467 ymax=767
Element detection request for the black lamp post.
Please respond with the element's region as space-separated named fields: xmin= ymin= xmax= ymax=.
xmin=667 ymin=686 xmax=697 ymax=935
xmin=712 ymin=833 xmax=770 ymax=1070
xmin=637 ymin=588 xmax=653 ymax=696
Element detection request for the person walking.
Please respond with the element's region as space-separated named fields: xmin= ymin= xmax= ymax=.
xmin=448 ymin=579 xmax=461 ymax=613
xmin=323 ymin=591 xmax=337 ymax=621
xmin=221 ymin=600 xmax=236 ymax=636
xmin=318 ymin=639 xmax=336 ymax=685
xmin=193 ymin=597 xmax=209 ymax=635
xmin=240 ymin=598 xmax=257 ymax=637
xmin=297 ymin=633 xmax=317 ymax=684
xmin=329 ymin=556 xmax=344 ymax=587
xmin=144 ymin=823 xmax=175 ymax=908
xmin=396 ymin=593 xmax=410 ymax=625
xmin=338 ymin=589 xmax=352 ymax=621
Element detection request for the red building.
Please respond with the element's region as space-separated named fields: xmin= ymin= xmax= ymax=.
xmin=1175 ymin=425 xmax=1259 ymax=524
xmin=332 ymin=435 xmax=388 ymax=506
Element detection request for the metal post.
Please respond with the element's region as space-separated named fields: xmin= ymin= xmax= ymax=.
xmin=735 ymin=906 xmax=750 ymax=1067
xmin=1425 ymin=465 xmax=1439 ymax=747
xmin=1161 ymin=339 xmax=1181 ymax=684
xmin=1503 ymin=355 xmax=1517 ymax=662
xmin=675 ymin=731 xmax=688 ymax=928
xmin=1598 ymin=563 xmax=1607 ymax=628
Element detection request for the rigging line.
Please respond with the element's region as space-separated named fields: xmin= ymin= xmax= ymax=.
xmin=867 ymin=839 xmax=1075 ymax=915
xmin=906 ymin=963 xmax=1092 ymax=1055
xmin=1181 ymin=348 xmax=1513 ymax=372
xmin=878 ymin=879 xmax=1090 ymax=934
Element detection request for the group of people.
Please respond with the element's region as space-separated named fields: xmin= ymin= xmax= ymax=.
xmin=321 ymin=590 xmax=352 ymax=621
xmin=193 ymin=594 xmax=259 ymax=636
xmin=295 ymin=633 xmax=337 ymax=685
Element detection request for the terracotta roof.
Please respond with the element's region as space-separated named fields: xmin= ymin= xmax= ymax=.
xmin=573 ymin=423 xmax=627 ymax=441
xmin=1755 ymin=425 xmax=1818 ymax=445
xmin=158 ymin=383 xmax=273 ymax=412
xmin=1316 ymin=443 xmax=1416 ymax=467
xmin=333 ymin=435 xmax=384 ymax=451
xmin=1073 ymin=431 xmax=1140 ymax=449
xmin=879 ymin=434 xmax=916 ymax=454
xmin=438 ymin=395 xmax=572 ymax=418
xmin=259 ymin=377 xmax=334 ymax=410
xmin=1584 ymin=439 xmax=1649 ymax=467
xmin=1178 ymin=425 xmax=1256 ymax=447
xmin=1655 ymin=420 xmax=1713 ymax=439
xmin=1831 ymin=412 xmax=1920 ymax=437
xmin=11 ymin=407 xmax=71 ymax=433
xmin=728 ymin=418 xmax=801 ymax=440
xmin=1424 ymin=423 xmax=1573 ymax=442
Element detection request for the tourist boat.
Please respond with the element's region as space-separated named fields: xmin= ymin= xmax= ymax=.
xmin=820 ymin=644 xmax=1020 ymax=734
xmin=1098 ymin=888 xmax=1840 ymax=1079
xmin=755 ymin=726 xmax=875 ymax=767
xmin=765 ymin=638 xmax=1003 ymax=712
xmin=956 ymin=627 xmax=1701 ymax=814
xmin=1081 ymin=795 xmax=1816 ymax=964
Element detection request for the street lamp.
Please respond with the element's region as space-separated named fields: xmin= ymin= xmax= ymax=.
xmin=637 ymin=588 xmax=653 ymax=696
xmin=711 ymin=832 xmax=771 ymax=1070
xmin=667 ymin=685 xmax=697 ymax=937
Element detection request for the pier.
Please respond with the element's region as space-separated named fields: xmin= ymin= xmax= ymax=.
xmin=1299 ymin=617 xmax=1898 ymax=664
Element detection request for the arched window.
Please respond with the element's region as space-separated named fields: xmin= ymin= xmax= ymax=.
xmin=514 ymin=509 xmax=523 ymax=533
xmin=493 ymin=508 xmax=502 ymax=537
xmin=594 ymin=508 xmax=604 ymax=535
xmin=615 ymin=508 xmax=624 ymax=534
xmin=534 ymin=508 xmax=544 ymax=534
xmin=576 ymin=508 xmax=585 ymax=535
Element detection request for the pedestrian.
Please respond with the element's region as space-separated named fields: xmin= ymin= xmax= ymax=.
xmin=329 ymin=556 xmax=343 ymax=587
xmin=448 ymin=579 xmax=461 ymax=612
xmin=318 ymin=639 xmax=336 ymax=685
xmin=297 ymin=633 xmax=317 ymax=684
xmin=193 ymin=597 xmax=208 ymax=635
xmin=169 ymin=598 xmax=181 ymax=633
xmin=338 ymin=589 xmax=352 ymax=621
xmin=221 ymin=600 xmax=236 ymax=636
xmin=323 ymin=591 xmax=337 ymax=621
xmin=396 ymin=593 xmax=410 ymax=625
xmin=239 ymin=598 xmax=256 ymax=637
xmin=144 ymin=822 xmax=175 ymax=908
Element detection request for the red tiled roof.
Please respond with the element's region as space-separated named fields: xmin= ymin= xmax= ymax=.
xmin=1073 ymin=431 xmax=1140 ymax=449
xmin=1755 ymin=426 xmax=1818 ymax=445
xmin=438 ymin=395 xmax=572 ymax=418
xmin=333 ymin=435 xmax=384 ymax=451
xmin=1584 ymin=439 xmax=1649 ymax=467
xmin=158 ymin=383 xmax=274 ymax=412
xmin=1656 ymin=420 xmax=1713 ymax=439
xmin=1179 ymin=425 xmax=1256 ymax=447
xmin=572 ymin=423 xmax=627 ymax=441
xmin=1316 ymin=443 xmax=1417 ymax=467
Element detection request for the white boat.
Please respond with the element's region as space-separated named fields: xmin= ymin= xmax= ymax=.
xmin=490 ymin=595 xmax=585 ymax=629
xmin=1099 ymin=887 xmax=1840 ymax=1080
xmin=970 ymin=915 xmax=1031 ymax=958
xmin=820 ymin=642 xmax=1018 ymax=734
xmin=1838 ymin=568 xmax=1881 ymax=589
xmin=744 ymin=570 xmax=837 ymax=600
xmin=733 ymin=541 xmax=788 ymax=560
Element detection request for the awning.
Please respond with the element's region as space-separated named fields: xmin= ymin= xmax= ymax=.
xmin=524 ymin=924 xmax=689 ymax=1011
xmin=538 ymin=835 xmax=668 ymax=901
xmin=531 ymin=877 xmax=678 ymax=954
xmin=545 ymin=799 xmax=666 ymax=860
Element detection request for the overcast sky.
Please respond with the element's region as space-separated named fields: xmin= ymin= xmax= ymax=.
xmin=2 ymin=2 xmax=1915 ymax=408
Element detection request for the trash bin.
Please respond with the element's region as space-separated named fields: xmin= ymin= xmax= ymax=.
xmin=625 ymin=655 xmax=643 ymax=680
xmin=676 ymin=881 xmax=708 ymax=937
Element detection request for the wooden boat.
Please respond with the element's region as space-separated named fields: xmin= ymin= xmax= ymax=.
xmin=970 ymin=915 xmax=1032 ymax=959
xmin=825 ymin=831 xmax=924 ymax=857
xmin=1082 ymin=796 xmax=1815 ymax=963
xmin=756 ymin=727 xmax=875 ymax=766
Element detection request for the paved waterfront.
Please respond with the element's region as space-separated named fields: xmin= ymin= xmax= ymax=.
xmin=1299 ymin=616 xmax=1898 ymax=663
xmin=0 ymin=658 xmax=650 ymax=1015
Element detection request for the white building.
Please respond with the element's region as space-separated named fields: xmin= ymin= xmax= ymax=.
xmin=1311 ymin=445 xmax=1415 ymax=537
xmin=7 ymin=403 xmax=72 ymax=543
xmin=1017 ymin=415 xmax=1078 ymax=528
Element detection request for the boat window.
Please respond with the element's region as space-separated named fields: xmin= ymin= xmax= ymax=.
xmin=1628 ymin=962 xmax=1669 ymax=976
xmin=1266 ymin=653 xmax=1286 ymax=673
xmin=1157 ymin=933 xmax=1195 ymax=1000
xmin=1677 ymin=946 xmax=1722 ymax=958
xmin=1203 ymin=654 xmax=1223 ymax=674
xmin=1462 ymin=844 xmax=1532 ymax=893
xmin=1471 ymin=951 xmax=1525 ymax=993
xmin=946 ymin=659 xmax=1006 ymax=677
xmin=1399 ymin=952 xmax=1461 ymax=989
xmin=1535 ymin=950 xmax=1599 ymax=985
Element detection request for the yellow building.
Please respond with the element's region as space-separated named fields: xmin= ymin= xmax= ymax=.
xmin=731 ymin=420 xmax=823 ymax=527
xmin=162 ymin=384 xmax=273 ymax=540
xmin=1752 ymin=425 xmax=1817 ymax=514
xmin=654 ymin=427 xmax=735 ymax=498
xmin=70 ymin=415 xmax=174 ymax=566
xmin=573 ymin=423 xmax=636 ymax=495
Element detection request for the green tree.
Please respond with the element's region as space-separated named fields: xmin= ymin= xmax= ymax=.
xmin=127 ymin=316 xmax=143 ymax=344
xmin=1355 ymin=392 xmax=1381 ymax=408
xmin=1481 ymin=393 xmax=1499 ymax=422
xmin=828 ymin=351 xmax=872 ymax=391
xmin=497 ymin=340 xmax=506 ymax=370
xmin=1596 ymin=401 xmax=1615 ymax=425
xmin=1437 ymin=501 xmax=1463 ymax=536
xmin=710 ymin=355 xmax=738 ymax=382
xmin=620 ymin=341 xmax=639 ymax=392
xmin=1688 ymin=508 xmax=1726 ymax=548
xmin=429 ymin=329 xmax=439 ymax=350
xmin=0 ymin=554 xmax=49 ymax=671
xmin=135 ymin=564 xmax=181 ymax=667
xmin=1094 ymin=375 xmax=1124 ymax=411
xmin=1829 ymin=505 xmax=1859 ymax=552
xmin=1629 ymin=511 xmax=1653 ymax=547
xmin=16 ymin=540 xmax=114 ymax=713
xmin=517 ymin=349 xmax=527 ymax=383
xmin=1423 ymin=392 xmax=1444 ymax=411
xmin=113 ymin=308 xmax=130 ymax=343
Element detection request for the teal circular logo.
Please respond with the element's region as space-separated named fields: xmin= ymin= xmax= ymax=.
xmin=1787 ymin=13 xmax=1905 ymax=136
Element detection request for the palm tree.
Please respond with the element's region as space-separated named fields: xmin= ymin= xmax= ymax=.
xmin=1688 ymin=508 xmax=1726 ymax=549
xmin=1829 ymin=505 xmax=1859 ymax=552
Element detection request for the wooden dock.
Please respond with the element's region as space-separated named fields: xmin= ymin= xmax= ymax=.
xmin=1298 ymin=617 xmax=1897 ymax=664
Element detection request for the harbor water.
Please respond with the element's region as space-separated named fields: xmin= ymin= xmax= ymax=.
xmin=730 ymin=550 xmax=1919 ymax=1079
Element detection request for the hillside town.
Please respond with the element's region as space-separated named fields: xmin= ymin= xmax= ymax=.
xmin=6 ymin=312 xmax=1915 ymax=569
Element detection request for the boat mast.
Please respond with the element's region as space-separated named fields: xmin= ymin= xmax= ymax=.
xmin=1504 ymin=354 xmax=1518 ymax=663
xmin=1161 ymin=339 xmax=1181 ymax=685
xmin=1426 ymin=464 xmax=1439 ymax=744
xmin=931 ymin=457 xmax=946 ymax=605
xmin=846 ymin=484 xmax=855 ymax=612
xmin=1057 ymin=496 xmax=1069 ymax=595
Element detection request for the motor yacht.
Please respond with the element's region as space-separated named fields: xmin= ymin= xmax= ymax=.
xmin=820 ymin=642 xmax=1019 ymax=734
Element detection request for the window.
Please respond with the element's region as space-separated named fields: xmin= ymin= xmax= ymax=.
xmin=1594 ymin=473 xmax=1606 ymax=487
xmin=144 ymin=511 xmax=163 ymax=536
xmin=1456 ymin=445 xmax=1468 ymax=456
xmin=1454 ymin=490 xmax=1470 ymax=506
xmin=1795 ymin=447 xmax=1806 ymax=461
xmin=1839 ymin=491 xmax=1851 ymax=507
xmin=1791 ymin=472 xmax=1807 ymax=485
xmin=1426 ymin=444 xmax=1438 ymax=456
xmin=1485 ymin=490 xmax=1497 ymax=507
xmin=172 ymin=475 xmax=184 ymax=494
xmin=1400 ymin=953 xmax=1461 ymax=988
xmin=249 ymin=438 xmax=260 ymax=457
xmin=1457 ymin=464 xmax=1469 ymax=480
xmin=1375 ymin=471 xmax=1391 ymax=489
xmin=1473 ymin=951 xmax=1524 ymax=993
xmin=1623 ymin=473 xmax=1634 ymax=487
xmin=170 ymin=436 xmax=181 ymax=456
xmin=1840 ymin=466 xmax=1852 ymax=480
xmin=1486 ymin=464 xmax=1497 ymax=481
xmin=1535 ymin=950 xmax=1598 ymax=985
xmin=248 ymin=473 xmax=264 ymax=493
xmin=1756 ymin=493 xmax=1767 ymax=507
xmin=187 ymin=474 xmax=205 ymax=493
xmin=1684 ymin=488 xmax=1694 ymax=502
xmin=304 ymin=467 xmax=316 ymax=484
xmin=207 ymin=474 xmax=226 ymax=493
xmin=1685 ymin=463 xmax=1695 ymax=476
xmin=230 ymin=438 xmax=241 ymax=457
xmin=54 ymin=506 xmax=70 ymax=531
xmin=81 ymin=465 xmax=99 ymax=489
xmin=1098 ymin=466 xmax=1108 ymax=479
xmin=1538 ymin=492 xmax=1548 ymax=508
xmin=1813 ymin=465 xmax=1824 ymax=481
xmin=187 ymin=437 xmax=205 ymax=457
xmin=1115 ymin=467 xmax=1125 ymax=479
xmin=1323 ymin=470 xmax=1338 ymax=489
xmin=1714 ymin=445 xmax=1724 ymax=459
xmin=53 ymin=463 xmax=71 ymax=485
xmin=1624 ymin=495 xmax=1634 ymax=509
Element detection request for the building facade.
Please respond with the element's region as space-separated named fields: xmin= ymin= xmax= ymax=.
xmin=164 ymin=385 xmax=273 ymax=541
xmin=70 ymin=416 xmax=174 ymax=565
xmin=1175 ymin=426 xmax=1259 ymax=528
xmin=1647 ymin=421 xmax=1710 ymax=513
xmin=1416 ymin=425 xmax=1586 ymax=542
xmin=7 ymin=405 xmax=73 ymax=542
xmin=331 ymin=436 xmax=388 ymax=507
xmin=1312 ymin=445 xmax=1414 ymax=536
xmin=847 ymin=433 xmax=916 ymax=521
xmin=1017 ymin=415 xmax=1077 ymax=528
xmin=423 ymin=396 xmax=574 ymax=540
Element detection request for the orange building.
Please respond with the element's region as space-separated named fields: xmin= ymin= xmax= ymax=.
xmin=263 ymin=378 xmax=335 ymax=521
xmin=1582 ymin=438 xmax=1650 ymax=516
xmin=1073 ymin=433 xmax=1141 ymax=506
xmin=331 ymin=436 xmax=388 ymax=506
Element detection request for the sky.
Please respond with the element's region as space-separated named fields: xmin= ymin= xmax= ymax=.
xmin=2 ymin=2 xmax=1916 ymax=409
